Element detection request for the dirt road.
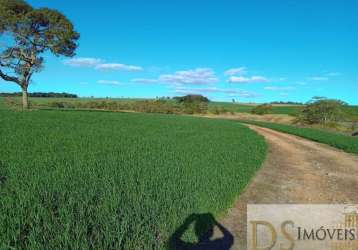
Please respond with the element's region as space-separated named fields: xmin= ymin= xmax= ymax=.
xmin=216 ymin=124 xmax=358 ymax=250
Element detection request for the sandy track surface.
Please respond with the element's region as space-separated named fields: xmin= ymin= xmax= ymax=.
xmin=217 ymin=124 xmax=358 ymax=250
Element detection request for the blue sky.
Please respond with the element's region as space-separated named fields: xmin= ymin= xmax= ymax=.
xmin=1 ymin=0 xmax=357 ymax=104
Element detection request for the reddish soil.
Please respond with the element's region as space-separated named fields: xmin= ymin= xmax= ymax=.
xmin=216 ymin=125 xmax=358 ymax=249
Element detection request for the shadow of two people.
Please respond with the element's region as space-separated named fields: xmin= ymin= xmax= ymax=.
xmin=168 ymin=213 xmax=234 ymax=250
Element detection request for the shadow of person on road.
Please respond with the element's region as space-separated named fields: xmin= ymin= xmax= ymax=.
xmin=168 ymin=213 xmax=234 ymax=250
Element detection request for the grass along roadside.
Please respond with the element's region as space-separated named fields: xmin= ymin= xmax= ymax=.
xmin=240 ymin=120 xmax=358 ymax=154
xmin=0 ymin=108 xmax=266 ymax=249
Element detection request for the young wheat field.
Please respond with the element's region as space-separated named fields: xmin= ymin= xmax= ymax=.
xmin=0 ymin=108 xmax=266 ymax=249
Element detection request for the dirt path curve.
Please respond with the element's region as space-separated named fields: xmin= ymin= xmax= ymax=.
xmin=216 ymin=124 xmax=358 ymax=250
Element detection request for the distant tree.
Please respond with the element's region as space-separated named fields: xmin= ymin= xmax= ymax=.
xmin=270 ymin=101 xmax=303 ymax=105
xmin=251 ymin=104 xmax=272 ymax=115
xmin=174 ymin=95 xmax=210 ymax=103
xmin=0 ymin=0 xmax=79 ymax=109
xmin=299 ymin=97 xmax=347 ymax=125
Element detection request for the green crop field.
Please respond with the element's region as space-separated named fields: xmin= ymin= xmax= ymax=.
xmin=0 ymin=108 xmax=266 ymax=249
xmin=240 ymin=120 xmax=358 ymax=154
xmin=0 ymin=98 xmax=6 ymax=110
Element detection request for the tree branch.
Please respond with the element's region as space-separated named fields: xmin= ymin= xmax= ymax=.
xmin=0 ymin=48 xmax=15 ymax=60
xmin=0 ymin=68 xmax=20 ymax=85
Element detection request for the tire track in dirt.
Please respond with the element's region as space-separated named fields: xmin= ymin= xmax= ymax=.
xmin=216 ymin=124 xmax=358 ymax=250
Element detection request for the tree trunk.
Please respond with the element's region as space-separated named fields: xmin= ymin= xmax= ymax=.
xmin=22 ymin=86 xmax=29 ymax=110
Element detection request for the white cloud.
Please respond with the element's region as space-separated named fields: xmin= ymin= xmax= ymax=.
xmin=97 ymin=80 xmax=121 ymax=85
xmin=96 ymin=63 xmax=143 ymax=72
xmin=131 ymin=68 xmax=218 ymax=85
xmin=63 ymin=58 xmax=102 ymax=67
xmin=224 ymin=67 xmax=247 ymax=76
xmin=174 ymin=87 xmax=260 ymax=98
xmin=159 ymin=68 xmax=217 ymax=85
xmin=295 ymin=81 xmax=307 ymax=85
xmin=175 ymin=87 xmax=239 ymax=94
xmin=264 ymin=86 xmax=295 ymax=91
xmin=309 ymin=76 xmax=329 ymax=81
xmin=131 ymin=78 xmax=159 ymax=84
xmin=63 ymin=57 xmax=143 ymax=72
xmin=228 ymin=76 xmax=268 ymax=83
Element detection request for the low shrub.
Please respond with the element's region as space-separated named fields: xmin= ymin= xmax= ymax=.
xmin=298 ymin=97 xmax=347 ymax=125
xmin=251 ymin=104 xmax=273 ymax=115
xmin=210 ymin=106 xmax=229 ymax=115
xmin=183 ymin=102 xmax=208 ymax=114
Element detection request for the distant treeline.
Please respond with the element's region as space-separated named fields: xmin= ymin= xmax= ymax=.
xmin=0 ymin=92 xmax=78 ymax=98
xmin=270 ymin=101 xmax=303 ymax=105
